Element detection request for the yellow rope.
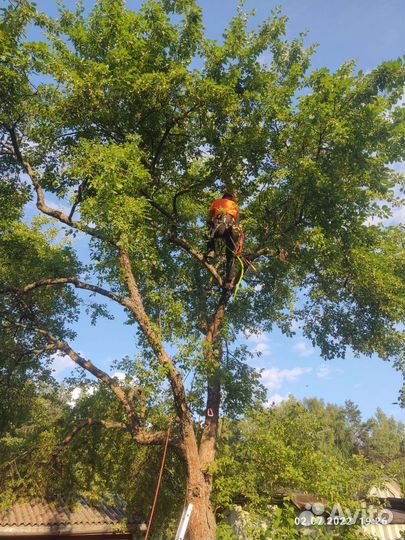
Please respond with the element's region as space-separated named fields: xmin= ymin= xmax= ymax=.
xmin=234 ymin=255 xmax=245 ymax=298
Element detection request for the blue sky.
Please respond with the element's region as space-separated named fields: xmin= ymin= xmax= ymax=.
xmin=27 ymin=0 xmax=405 ymax=421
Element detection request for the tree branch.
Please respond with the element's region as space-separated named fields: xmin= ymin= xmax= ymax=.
xmin=52 ymin=418 xmax=129 ymax=458
xmin=170 ymin=235 xmax=224 ymax=287
xmin=7 ymin=126 xmax=112 ymax=245
xmin=7 ymin=276 xmax=133 ymax=311
xmin=49 ymin=419 xmax=182 ymax=464
xmin=4 ymin=318 xmax=138 ymax=425
xmin=133 ymin=429 xmax=183 ymax=448
xmin=6 ymin=313 xmax=184 ymax=450
xmin=140 ymin=190 xmax=224 ymax=287
xmin=118 ymin=249 xmax=191 ymax=422
xmin=249 ymin=247 xmax=270 ymax=261
xmin=199 ymin=288 xmax=232 ymax=466
xmin=198 ymin=255 xmax=253 ymax=465
xmin=172 ymin=185 xmax=197 ymax=218
xmin=150 ymin=106 xmax=197 ymax=173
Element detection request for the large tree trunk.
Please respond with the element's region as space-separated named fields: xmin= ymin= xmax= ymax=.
xmin=187 ymin=401 xmax=220 ymax=538
xmin=181 ymin=372 xmax=220 ymax=540
xmin=186 ymin=473 xmax=217 ymax=540
xmin=120 ymin=248 xmax=225 ymax=539
xmin=184 ymin=293 xmax=229 ymax=539
xmin=183 ymin=429 xmax=217 ymax=540
xmin=185 ymin=369 xmax=221 ymax=539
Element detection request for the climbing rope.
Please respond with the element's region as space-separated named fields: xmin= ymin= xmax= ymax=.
xmin=210 ymin=220 xmax=256 ymax=298
xmin=144 ymin=423 xmax=172 ymax=540
xmin=233 ymin=255 xmax=245 ymax=298
xmin=228 ymin=233 xmax=246 ymax=299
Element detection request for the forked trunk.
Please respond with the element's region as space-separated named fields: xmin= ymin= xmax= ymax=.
xmin=182 ymin=295 xmax=226 ymax=539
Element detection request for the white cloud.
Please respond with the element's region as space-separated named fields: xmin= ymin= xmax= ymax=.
xmin=266 ymin=393 xmax=289 ymax=407
xmin=386 ymin=205 xmax=405 ymax=226
xmin=69 ymin=385 xmax=96 ymax=406
xmin=260 ymin=366 xmax=312 ymax=391
xmin=293 ymin=341 xmax=314 ymax=357
xmin=69 ymin=387 xmax=81 ymax=406
xmin=317 ymin=365 xmax=332 ymax=379
xmin=316 ymin=364 xmax=342 ymax=380
xmin=252 ymin=342 xmax=270 ymax=356
xmin=113 ymin=371 xmax=126 ymax=382
xmin=245 ymin=331 xmax=271 ymax=356
xmin=51 ymin=352 xmax=75 ymax=374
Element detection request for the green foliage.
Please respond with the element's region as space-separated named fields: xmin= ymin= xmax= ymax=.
xmin=0 ymin=381 xmax=186 ymax=539
xmin=0 ymin=173 xmax=80 ymax=439
xmin=2 ymin=0 xmax=405 ymax=408
xmin=3 ymin=394 xmax=399 ymax=539
xmin=0 ymin=382 xmax=71 ymax=506
xmin=363 ymin=408 xmax=405 ymax=481
xmin=213 ymin=398 xmax=403 ymax=539
xmin=264 ymin=506 xmax=371 ymax=540
xmin=1 ymin=1 xmax=405 ymax=537
xmin=213 ymin=399 xmax=379 ymax=511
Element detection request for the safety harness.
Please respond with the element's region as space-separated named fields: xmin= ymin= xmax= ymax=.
xmin=209 ymin=198 xmax=244 ymax=254
xmin=208 ymin=197 xmax=246 ymax=296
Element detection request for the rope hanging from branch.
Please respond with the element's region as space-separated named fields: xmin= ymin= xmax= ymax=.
xmin=144 ymin=423 xmax=172 ymax=540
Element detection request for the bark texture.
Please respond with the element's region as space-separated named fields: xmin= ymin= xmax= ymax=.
xmin=8 ymin=144 xmax=241 ymax=540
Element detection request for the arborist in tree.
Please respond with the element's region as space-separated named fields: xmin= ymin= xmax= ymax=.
xmin=205 ymin=192 xmax=244 ymax=287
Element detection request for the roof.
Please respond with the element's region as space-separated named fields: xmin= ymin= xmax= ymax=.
xmin=363 ymin=523 xmax=405 ymax=540
xmin=363 ymin=481 xmax=405 ymax=540
xmin=289 ymin=493 xmax=328 ymax=511
xmin=280 ymin=483 xmax=405 ymax=540
xmin=369 ymin=480 xmax=403 ymax=499
xmin=0 ymin=497 xmax=145 ymax=537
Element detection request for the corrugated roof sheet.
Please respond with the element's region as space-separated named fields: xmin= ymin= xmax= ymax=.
xmin=369 ymin=480 xmax=403 ymax=499
xmin=0 ymin=497 xmax=132 ymax=529
xmin=363 ymin=523 xmax=405 ymax=540
xmin=364 ymin=481 xmax=405 ymax=540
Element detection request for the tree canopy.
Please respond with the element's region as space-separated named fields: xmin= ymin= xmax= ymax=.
xmin=1 ymin=0 xmax=405 ymax=538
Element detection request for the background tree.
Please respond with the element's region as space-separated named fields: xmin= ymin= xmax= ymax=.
xmin=213 ymin=398 xmax=393 ymax=539
xmin=3 ymin=391 xmax=403 ymax=539
xmin=363 ymin=408 xmax=405 ymax=484
xmin=1 ymin=0 xmax=405 ymax=538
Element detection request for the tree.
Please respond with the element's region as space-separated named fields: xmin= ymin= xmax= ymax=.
xmin=213 ymin=398 xmax=382 ymax=539
xmin=1 ymin=0 xmax=405 ymax=538
xmin=363 ymin=408 xmax=405 ymax=483
xmin=0 ymin=377 xmax=187 ymax=538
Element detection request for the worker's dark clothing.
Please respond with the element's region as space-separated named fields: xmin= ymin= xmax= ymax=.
xmin=206 ymin=197 xmax=243 ymax=286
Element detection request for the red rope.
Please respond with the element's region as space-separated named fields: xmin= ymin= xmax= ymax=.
xmin=144 ymin=424 xmax=171 ymax=540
